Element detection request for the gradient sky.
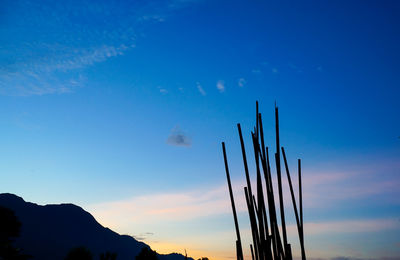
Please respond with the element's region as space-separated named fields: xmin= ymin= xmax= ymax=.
xmin=1 ymin=1 xmax=400 ymax=259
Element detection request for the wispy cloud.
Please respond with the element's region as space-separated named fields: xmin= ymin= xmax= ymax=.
xmin=167 ymin=126 xmax=191 ymax=147
xmin=133 ymin=232 xmax=154 ymax=241
xmin=287 ymin=219 xmax=400 ymax=236
xmin=301 ymin=163 xmax=400 ymax=208
xmin=196 ymin=82 xmax=206 ymax=96
xmin=216 ymin=80 xmax=225 ymax=93
xmin=0 ymin=44 xmax=130 ymax=96
xmin=87 ymin=183 xmax=243 ymax=228
xmin=87 ymin=176 xmax=400 ymax=235
xmin=87 ymin=160 xmax=400 ymax=228
xmin=158 ymin=87 xmax=168 ymax=94
xmin=238 ymin=78 xmax=246 ymax=87
xmin=0 ymin=0 xmax=202 ymax=96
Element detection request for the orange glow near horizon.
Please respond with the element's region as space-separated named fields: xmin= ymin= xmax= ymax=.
xmin=146 ymin=240 xmax=236 ymax=260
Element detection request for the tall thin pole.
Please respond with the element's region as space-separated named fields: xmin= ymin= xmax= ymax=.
xmin=222 ymin=142 xmax=244 ymax=260
xmin=275 ymin=105 xmax=288 ymax=257
xmin=238 ymin=124 xmax=253 ymax=200
xmin=281 ymin=148 xmax=301 ymax=245
xmin=298 ymin=159 xmax=306 ymax=260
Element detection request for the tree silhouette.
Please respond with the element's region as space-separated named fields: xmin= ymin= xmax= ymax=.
xmin=64 ymin=246 xmax=93 ymax=260
xmin=135 ymin=247 xmax=158 ymax=260
xmin=0 ymin=206 xmax=21 ymax=242
xmin=100 ymin=252 xmax=117 ymax=260
xmin=0 ymin=206 xmax=30 ymax=259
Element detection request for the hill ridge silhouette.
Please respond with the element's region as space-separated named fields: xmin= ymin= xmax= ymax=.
xmin=0 ymin=193 xmax=193 ymax=260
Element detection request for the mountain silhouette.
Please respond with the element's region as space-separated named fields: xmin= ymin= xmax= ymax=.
xmin=0 ymin=193 xmax=192 ymax=260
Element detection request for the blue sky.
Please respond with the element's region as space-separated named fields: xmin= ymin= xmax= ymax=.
xmin=1 ymin=1 xmax=400 ymax=259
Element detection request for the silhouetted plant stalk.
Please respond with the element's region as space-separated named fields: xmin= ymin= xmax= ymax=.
xmin=222 ymin=102 xmax=306 ymax=260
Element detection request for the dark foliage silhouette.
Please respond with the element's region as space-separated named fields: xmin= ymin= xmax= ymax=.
xmin=65 ymin=246 xmax=93 ymax=260
xmin=0 ymin=206 xmax=21 ymax=241
xmin=100 ymin=252 xmax=118 ymax=260
xmin=0 ymin=206 xmax=30 ymax=260
xmin=135 ymin=247 xmax=158 ymax=260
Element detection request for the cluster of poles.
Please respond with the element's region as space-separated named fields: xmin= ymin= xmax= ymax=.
xmin=221 ymin=102 xmax=306 ymax=260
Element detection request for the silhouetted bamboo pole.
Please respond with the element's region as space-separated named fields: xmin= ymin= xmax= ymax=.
xmin=298 ymin=159 xmax=305 ymax=260
xmin=257 ymin=115 xmax=276 ymax=260
xmin=222 ymin=142 xmax=244 ymax=260
xmin=238 ymin=124 xmax=254 ymax=202
xmin=256 ymin=101 xmax=259 ymax=141
xmin=256 ymin=103 xmax=275 ymax=260
xmin=264 ymin=146 xmax=282 ymax=260
xmin=251 ymin=132 xmax=266 ymax=260
xmin=245 ymin=187 xmax=260 ymax=260
xmin=250 ymin=244 xmax=255 ymax=260
xmin=258 ymin=112 xmax=284 ymax=260
xmin=274 ymin=105 xmax=289 ymax=259
xmin=281 ymin=147 xmax=302 ymax=247
xmin=258 ymin=114 xmax=266 ymax=163
xmin=237 ymin=241 xmax=244 ymax=260
xmin=239 ymin=123 xmax=261 ymax=260
xmin=298 ymin=159 xmax=303 ymax=227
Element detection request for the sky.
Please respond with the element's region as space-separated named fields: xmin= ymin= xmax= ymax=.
xmin=1 ymin=0 xmax=400 ymax=259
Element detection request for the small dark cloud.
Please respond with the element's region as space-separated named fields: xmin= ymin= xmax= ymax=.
xmin=167 ymin=126 xmax=191 ymax=147
xmin=133 ymin=235 xmax=146 ymax=241
xmin=133 ymin=232 xmax=154 ymax=241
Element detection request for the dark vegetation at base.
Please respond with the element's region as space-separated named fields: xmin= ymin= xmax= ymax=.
xmin=135 ymin=247 xmax=158 ymax=260
xmin=0 ymin=193 xmax=193 ymax=260
xmin=0 ymin=206 xmax=30 ymax=259
xmin=64 ymin=247 xmax=93 ymax=260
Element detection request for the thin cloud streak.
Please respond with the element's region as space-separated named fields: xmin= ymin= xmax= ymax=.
xmin=0 ymin=0 xmax=203 ymax=96
xmin=238 ymin=78 xmax=246 ymax=87
xmin=287 ymin=219 xmax=400 ymax=235
xmin=196 ymin=82 xmax=206 ymax=96
xmin=87 ymin=163 xmax=400 ymax=228
xmin=217 ymin=80 xmax=225 ymax=93
xmin=0 ymin=44 xmax=128 ymax=96
xmin=87 ymin=183 xmax=244 ymax=227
